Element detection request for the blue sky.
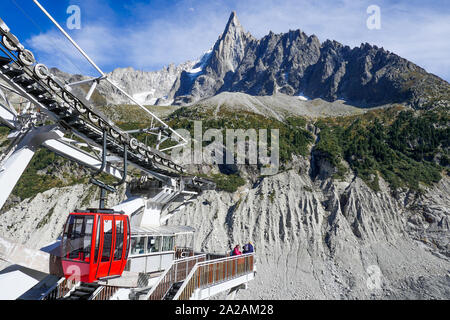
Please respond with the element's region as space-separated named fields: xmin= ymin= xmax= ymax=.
xmin=1 ymin=0 xmax=449 ymax=81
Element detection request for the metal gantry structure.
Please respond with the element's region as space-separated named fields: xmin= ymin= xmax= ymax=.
xmin=0 ymin=3 xmax=255 ymax=301
xmin=0 ymin=10 xmax=215 ymax=210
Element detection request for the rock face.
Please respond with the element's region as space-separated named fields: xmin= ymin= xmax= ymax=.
xmin=172 ymin=12 xmax=449 ymax=109
xmin=48 ymin=11 xmax=449 ymax=109
xmin=100 ymin=61 xmax=196 ymax=105
xmin=49 ymin=61 xmax=196 ymax=106
xmin=172 ymin=12 xmax=255 ymax=102
xmin=189 ymin=91 xmax=369 ymax=121
xmin=166 ymin=161 xmax=450 ymax=299
xmin=0 ymin=155 xmax=448 ymax=299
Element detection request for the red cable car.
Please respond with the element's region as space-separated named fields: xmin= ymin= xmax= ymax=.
xmin=61 ymin=209 xmax=130 ymax=283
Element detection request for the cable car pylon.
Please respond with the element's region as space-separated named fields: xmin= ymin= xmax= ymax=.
xmin=0 ymin=2 xmax=256 ymax=300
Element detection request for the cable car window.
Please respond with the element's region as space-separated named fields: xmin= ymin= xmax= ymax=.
xmin=130 ymin=237 xmax=145 ymax=255
xmin=114 ymin=220 xmax=124 ymax=261
xmin=62 ymin=215 xmax=94 ymax=262
xmin=83 ymin=217 xmax=94 ymax=260
xmin=130 ymin=238 xmax=136 ymax=255
xmin=94 ymin=218 xmax=101 ymax=263
xmin=125 ymin=221 xmax=130 ymax=259
xmin=162 ymin=236 xmax=174 ymax=252
xmin=147 ymin=236 xmax=161 ymax=253
xmin=101 ymin=219 xmax=113 ymax=262
xmin=74 ymin=218 xmax=83 ymax=235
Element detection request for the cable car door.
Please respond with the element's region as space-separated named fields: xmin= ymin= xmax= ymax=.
xmin=109 ymin=217 xmax=126 ymax=276
xmin=96 ymin=215 xmax=115 ymax=279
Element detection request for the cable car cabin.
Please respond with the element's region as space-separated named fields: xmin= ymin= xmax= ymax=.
xmin=61 ymin=209 xmax=130 ymax=283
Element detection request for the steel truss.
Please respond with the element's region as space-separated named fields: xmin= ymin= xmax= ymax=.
xmin=0 ymin=14 xmax=214 ymax=211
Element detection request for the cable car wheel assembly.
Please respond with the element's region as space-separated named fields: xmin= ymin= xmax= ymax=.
xmin=0 ymin=18 xmax=188 ymax=178
xmin=0 ymin=13 xmax=216 ymax=285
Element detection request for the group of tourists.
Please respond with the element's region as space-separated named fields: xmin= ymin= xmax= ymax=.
xmin=231 ymin=242 xmax=254 ymax=256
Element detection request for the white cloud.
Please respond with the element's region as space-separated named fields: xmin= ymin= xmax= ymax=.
xmin=26 ymin=26 xmax=124 ymax=76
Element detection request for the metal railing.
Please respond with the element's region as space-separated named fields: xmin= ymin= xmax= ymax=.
xmin=90 ymin=285 xmax=120 ymax=300
xmin=206 ymin=252 xmax=228 ymax=260
xmin=174 ymin=253 xmax=255 ymax=300
xmin=175 ymin=247 xmax=194 ymax=259
xmin=40 ymin=277 xmax=78 ymax=300
xmin=146 ymin=253 xmax=206 ymax=300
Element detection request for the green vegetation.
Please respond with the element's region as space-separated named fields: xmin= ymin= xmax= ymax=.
xmin=314 ymin=125 xmax=347 ymax=179
xmin=100 ymin=104 xmax=181 ymax=123
xmin=12 ymin=149 xmax=65 ymax=199
xmin=204 ymin=173 xmax=246 ymax=193
xmin=268 ymin=190 xmax=276 ymax=203
xmin=315 ymin=107 xmax=448 ymax=191
xmin=5 ymin=95 xmax=446 ymax=201
xmin=12 ymin=149 xmax=87 ymax=200
xmin=37 ymin=206 xmax=55 ymax=229
xmin=164 ymin=107 xmax=314 ymax=192
xmin=166 ymin=104 xmax=448 ymax=192
xmin=114 ymin=121 xmax=161 ymax=148
xmin=167 ymin=108 xmax=314 ymax=164
xmin=80 ymin=84 xmax=107 ymax=106
xmin=0 ymin=125 xmax=11 ymax=147
xmin=0 ymin=125 xmax=10 ymax=136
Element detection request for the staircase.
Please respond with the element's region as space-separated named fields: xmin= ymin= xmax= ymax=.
xmin=163 ymin=281 xmax=183 ymax=300
xmin=174 ymin=253 xmax=255 ymax=300
xmin=145 ymin=254 xmax=207 ymax=300
xmin=63 ymin=283 xmax=99 ymax=300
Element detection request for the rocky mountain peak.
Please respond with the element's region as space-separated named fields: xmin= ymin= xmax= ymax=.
xmin=222 ymin=11 xmax=243 ymax=38
xmin=171 ymin=12 xmax=449 ymax=109
xmin=209 ymin=12 xmax=254 ymax=78
xmin=55 ymin=11 xmax=448 ymax=110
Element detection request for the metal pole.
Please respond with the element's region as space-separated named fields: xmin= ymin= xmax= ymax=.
xmin=99 ymin=188 xmax=106 ymax=209
xmin=174 ymin=262 xmax=178 ymax=283
xmin=67 ymin=77 xmax=103 ymax=87
xmin=85 ymin=80 xmax=98 ymax=101
xmin=33 ymin=0 xmax=188 ymax=146
xmin=225 ymin=260 xmax=228 ymax=280
xmin=33 ymin=0 xmax=105 ymax=77
xmin=105 ymin=78 xmax=187 ymax=144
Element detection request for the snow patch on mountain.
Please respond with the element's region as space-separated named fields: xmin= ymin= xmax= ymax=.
xmin=187 ymin=49 xmax=213 ymax=76
xmin=96 ymin=61 xmax=196 ymax=105
xmin=297 ymin=92 xmax=310 ymax=101
xmin=133 ymin=90 xmax=157 ymax=104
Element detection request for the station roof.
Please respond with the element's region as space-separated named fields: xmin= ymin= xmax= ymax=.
xmin=131 ymin=225 xmax=195 ymax=236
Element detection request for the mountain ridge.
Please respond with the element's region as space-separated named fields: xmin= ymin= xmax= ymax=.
xmin=49 ymin=12 xmax=449 ymax=111
xmin=171 ymin=12 xmax=449 ymax=109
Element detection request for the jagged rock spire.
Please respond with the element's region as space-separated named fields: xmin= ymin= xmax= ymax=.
xmin=222 ymin=11 xmax=244 ymax=39
xmin=172 ymin=10 xmax=448 ymax=109
xmin=208 ymin=11 xmax=254 ymax=79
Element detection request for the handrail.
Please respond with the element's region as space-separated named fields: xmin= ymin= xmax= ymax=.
xmin=40 ymin=277 xmax=78 ymax=300
xmin=145 ymin=253 xmax=207 ymax=300
xmin=90 ymin=285 xmax=120 ymax=300
xmin=173 ymin=262 xmax=200 ymax=301
xmin=174 ymin=253 xmax=255 ymax=300
xmin=175 ymin=247 xmax=194 ymax=259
